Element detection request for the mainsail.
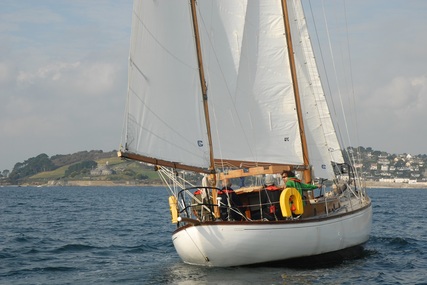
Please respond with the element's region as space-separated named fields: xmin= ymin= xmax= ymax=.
xmin=121 ymin=0 xmax=344 ymax=179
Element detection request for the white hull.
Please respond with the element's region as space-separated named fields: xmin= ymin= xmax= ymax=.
xmin=172 ymin=202 xmax=372 ymax=267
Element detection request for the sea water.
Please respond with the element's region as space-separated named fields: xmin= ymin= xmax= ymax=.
xmin=0 ymin=186 xmax=426 ymax=284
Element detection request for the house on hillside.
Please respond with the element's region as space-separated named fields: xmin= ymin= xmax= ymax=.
xmin=90 ymin=162 xmax=116 ymax=176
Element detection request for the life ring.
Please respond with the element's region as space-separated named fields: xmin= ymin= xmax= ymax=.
xmin=279 ymin=187 xmax=304 ymax=217
xmin=168 ymin=196 xmax=179 ymax=224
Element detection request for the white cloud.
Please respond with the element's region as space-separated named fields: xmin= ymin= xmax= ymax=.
xmin=15 ymin=60 xmax=118 ymax=96
xmin=16 ymin=62 xmax=81 ymax=85
xmin=356 ymin=74 xmax=427 ymax=154
xmin=367 ymin=76 xmax=426 ymax=112
xmin=0 ymin=1 xmax=132 ymax=170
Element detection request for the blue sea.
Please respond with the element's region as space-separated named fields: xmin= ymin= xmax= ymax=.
xmin=0 ymin=186 xmax=426 ymax=285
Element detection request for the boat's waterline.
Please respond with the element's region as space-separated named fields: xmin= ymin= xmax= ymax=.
xmin=172 ymin=202 xmax=372 ymax=267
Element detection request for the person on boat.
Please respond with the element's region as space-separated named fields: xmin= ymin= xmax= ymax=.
xmin=281 ymin=170 xmax=319 ymax=198
xmin=218 ymin=179 xmax=244 ymax=221
xmin=192 ymin=175 xmax=211 ymax=221
xmin=261 ymin=174 xmax=283 ymax=220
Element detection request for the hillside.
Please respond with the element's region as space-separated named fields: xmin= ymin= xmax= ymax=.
xmin=1 ymin=150 xmax=164 ymax=186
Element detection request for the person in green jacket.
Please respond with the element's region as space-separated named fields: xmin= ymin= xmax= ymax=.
xmin=281 ymin=170 xmax=319 ymax=197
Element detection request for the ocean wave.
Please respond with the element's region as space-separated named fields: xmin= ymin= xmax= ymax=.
xmin=52 ymin=243 xmax=99 ymax=253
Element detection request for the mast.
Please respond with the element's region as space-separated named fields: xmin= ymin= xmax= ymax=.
xmin=190 ymin=0 xmax=216 ymax=179
xmin=281 ymin=0 xmax=312 ymax=182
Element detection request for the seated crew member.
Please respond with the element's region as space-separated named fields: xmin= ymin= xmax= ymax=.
xmin=261 ymin=174 xmax=283 ymax=220
xmin=218 ymin=179 xmax=244 ymax=221
xmin=192 ymin=175 xmax=211 ymax=221
xmin=281 ymin=170 xmax=319 ymax=198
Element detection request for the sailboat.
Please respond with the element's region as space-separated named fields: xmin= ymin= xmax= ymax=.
xmin=118 ymin=0 xmax=372 ymax=267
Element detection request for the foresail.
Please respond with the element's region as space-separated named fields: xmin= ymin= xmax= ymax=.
xmin=288 ymin=0 xmax=344 ymax=179
xmin=122 ymin=0 xmax=211 ymax=169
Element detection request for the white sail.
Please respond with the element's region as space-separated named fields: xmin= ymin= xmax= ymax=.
xmin=123 ymin=0 xmax=211 ymax=169
xmin=198 ymin=1 xmax=304 ymax=166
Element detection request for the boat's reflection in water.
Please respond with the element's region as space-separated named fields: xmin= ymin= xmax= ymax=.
xmin=160 ymin=245 xmax=368 ymax=284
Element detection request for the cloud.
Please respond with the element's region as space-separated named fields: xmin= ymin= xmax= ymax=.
xmin=356 ymin=74 xmax=427 ymax=154
xmin=0 ymin=57 xmax=127 ymax=170
xmin=368 ymin=76 xmax=426 ymax=112
xmin=0 ymin=1 xmax=134 ymax=170
xmin=15 ymin=60 xmax=118 ymax=96
xmin=17 ymin=62 xmax=81 ymax=85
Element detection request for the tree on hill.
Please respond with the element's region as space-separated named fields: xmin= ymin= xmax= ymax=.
xmin=51 ymin=150 xmax=115 ymax=168
xmin=8 ymin=153 xmax=56 ymax=182
xmin=65 ymin=160 xmax=97 ymax=177
xmin=2 ymin=170 xmax=9 ymax=177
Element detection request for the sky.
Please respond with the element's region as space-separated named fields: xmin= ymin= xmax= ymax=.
xmin=1 ymin=0 xmax=427 ymax=171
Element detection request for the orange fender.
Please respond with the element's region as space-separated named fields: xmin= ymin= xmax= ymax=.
xmin=280 ymin=187 xmax=304 ymax=217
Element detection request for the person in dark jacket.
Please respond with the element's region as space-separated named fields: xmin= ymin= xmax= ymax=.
xmin=218 ymin=179 xmax=244 ymax=221
xmin=261 ymin=174 xmax=283 ymax=220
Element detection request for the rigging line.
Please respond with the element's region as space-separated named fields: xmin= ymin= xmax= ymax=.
xmin=326 ymin=2 xmax=355 ymax=167
xmin=287 ymin=2 xmax=343 ymax=179
xmin=342 ymin=2 xmax=358 ymax=141
xmin=293 ymin=1 xmax=332 ymax=159
xmin=321 ymin=0 xmax=352 ymax=152
xmin=211 ymin=105 xmax=226 ymax=171
xmin=120 ymin=89 xmax=131 ymax=150
xmin=132 ymin=7 xmax=196 ymax=71
xmin=307 ymin=0 xmax=346 ymax=164
xmin=320 ymin=1 xmax=358 ymax=177
xmin=127 ymin=113 xmax=207 ymax=162
xmin=289 ymin=0 xmax=313 ymax=171
xmin=126 ymin=86 xmax=208 ymax=161
xmin=317 ymin=0 xmax=347 ymax=162
xmin=335 ymin=3 xmax=356 ymax=158
xmin=190 ymin=0 xmax=215 ymax=174
xmin=283 ymin=0 xmax=311 ymax=178
xmin=194 ymin=1 xmax=225 ymax=172
xmin=307 ymin=1 xmax=339 ymax=122
xmin=343 ymin=0 xmax=363 ymax=182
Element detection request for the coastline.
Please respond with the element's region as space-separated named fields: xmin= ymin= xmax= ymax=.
xmin=364 ymin=180 xmax=427 ymax=189
xmin=3 ymin=179 xmax=427 ymax=189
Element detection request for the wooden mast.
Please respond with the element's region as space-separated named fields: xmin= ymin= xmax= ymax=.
xmin=281 ymin=0 xmax=312 ymax=183
xmin=190 ymin=0 xmax=216 ymax=182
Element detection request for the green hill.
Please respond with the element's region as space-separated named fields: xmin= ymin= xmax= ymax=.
xmin=4 ymin=150 xmax=162 ymax=186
